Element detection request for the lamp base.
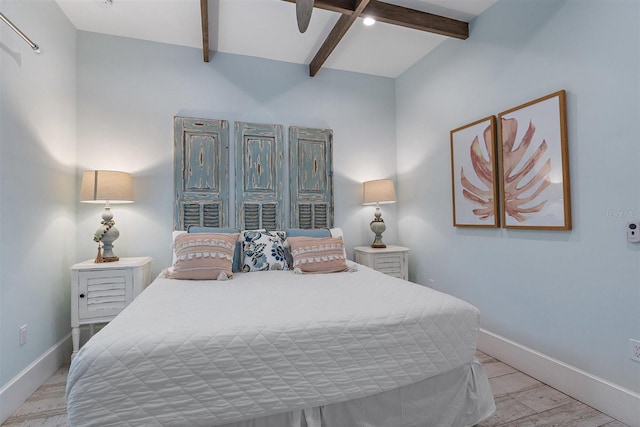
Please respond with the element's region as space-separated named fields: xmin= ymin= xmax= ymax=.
xmin=93 ymin=205 xmax=120 ymax=263
xmin=370 ymin=211 xmax=387 ymax=248
xmin=94 ymin=244 xmax=120 ymax=263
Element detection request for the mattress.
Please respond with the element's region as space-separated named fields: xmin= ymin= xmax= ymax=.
xmin=66 ymin=263 xmax=490 ymax=426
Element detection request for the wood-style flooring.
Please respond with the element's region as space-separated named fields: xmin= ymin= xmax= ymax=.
xmin=1 ymin=351 xmax=629 ymax=426
xmin=476 ymin=352 xmax=627 ymax=427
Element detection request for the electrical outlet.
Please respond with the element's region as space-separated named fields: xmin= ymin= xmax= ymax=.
xmin=19 ymin=324 xmax=27 ymax=346
xmin=627 ymin=221 xmax=640 ymax=242
xmin=630 ymin=339 xmax=640 ymax=362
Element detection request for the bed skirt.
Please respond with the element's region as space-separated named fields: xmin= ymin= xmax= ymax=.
xmin=219 ymin=358 xmax=495 ymax=427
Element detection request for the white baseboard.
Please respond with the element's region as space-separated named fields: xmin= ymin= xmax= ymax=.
xmin=0 ymin=334 xmax=72 ymax=424
xmin=478 ymin=329 xmax=640 ymax=427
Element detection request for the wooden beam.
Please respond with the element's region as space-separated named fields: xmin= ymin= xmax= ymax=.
xmin=200 ymin=0 xmax=210 ymax=62
xmin=282 ymin=0 xmax=468 ymax=39
xmin=367 ymin=1 xmax=468 ymax=39
xmin=309 ymin=0 xmax=372 ymax=76
xmin=284 ymin=0 xmax=356 ymax=15
xmin=283 ymin=0 xmax=362 ymax=15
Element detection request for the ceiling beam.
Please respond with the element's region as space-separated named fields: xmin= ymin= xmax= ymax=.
xmin=284 ymin=0 xmax=357 ymax=15
xmin=282 ymin=0 xmax=468 ymax=39
xmin=309 ymin=0 xmax=372 ymax=76
xmin=200 ymin=0 xmax=210 ymax=62
xmin=366 ymin=1 xmax=468 ymax=39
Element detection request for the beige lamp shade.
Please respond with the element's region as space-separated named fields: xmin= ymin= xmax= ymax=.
xmin=362 ymin=179 xmax=396 ymax=205
xmin=80 ymin=170 xmax=134 ymax=203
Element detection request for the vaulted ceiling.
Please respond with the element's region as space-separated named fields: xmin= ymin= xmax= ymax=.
xmin=55 ymin=0 xmax=497 ymax=78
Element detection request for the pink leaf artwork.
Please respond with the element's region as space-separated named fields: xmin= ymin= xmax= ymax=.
xmin=501 ymin=118 xmax=552 ymax=222
xmin=460 ymin=124 xmax=495 ymax=221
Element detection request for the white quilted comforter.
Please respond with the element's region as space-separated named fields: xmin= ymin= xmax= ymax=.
xmin=66 ymin=263 xmax=480 ymax=426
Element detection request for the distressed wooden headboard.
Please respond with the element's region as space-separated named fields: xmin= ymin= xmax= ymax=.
xmin=174 ymin=116 xmax=333 ymax=231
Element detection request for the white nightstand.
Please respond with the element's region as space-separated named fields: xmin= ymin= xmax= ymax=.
xmin=353 ymin=245 xmax=410 ymax=280
xmin=70 ymin=256 xmax=152 ymax=360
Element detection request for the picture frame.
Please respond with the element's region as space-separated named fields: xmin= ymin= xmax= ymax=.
xmin=498 ymin=90 xmax=571 ymax=230
xmin=450 ymin=116 xmax=499 ymax=228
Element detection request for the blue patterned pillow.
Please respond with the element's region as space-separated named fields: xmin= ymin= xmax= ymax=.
xmin=241 ymin=230 xmax=288 ymax=272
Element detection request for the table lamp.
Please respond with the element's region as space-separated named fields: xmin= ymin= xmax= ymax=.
xmin=362 ymin=179 xmax=396 ymax=248
xmin=80 ymin=170 xmax=134 ymax=262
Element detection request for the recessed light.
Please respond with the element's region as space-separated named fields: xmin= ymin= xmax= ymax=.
xmin=96 ymin=0 xmax=113 ymax=8
xmin=363 ymin=17 xmax=376 ymax=26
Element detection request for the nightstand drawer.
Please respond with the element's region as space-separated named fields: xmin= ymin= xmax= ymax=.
xmin=353 ymin=245 xmax=409 ymax=281
xmin=374 ymin=254 xmax=403 ymax=272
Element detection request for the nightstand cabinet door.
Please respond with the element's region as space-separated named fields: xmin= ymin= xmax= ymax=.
xmin=77 ymin=269 xmax=133 ymax=320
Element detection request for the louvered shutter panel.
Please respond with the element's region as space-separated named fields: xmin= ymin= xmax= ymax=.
xmin=235 ymin=122 xmax=285 ymax=231
xmin=174 ymin=117 xmax=229 ymax=230
xmin=289 ymin=127 xmax=334 ymax=229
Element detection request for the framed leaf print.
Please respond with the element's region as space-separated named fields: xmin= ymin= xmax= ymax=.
xmin=450 ymin=116 xmax=499 ymax=227
xmin=498 ymin=90 xmax=571 ymax=230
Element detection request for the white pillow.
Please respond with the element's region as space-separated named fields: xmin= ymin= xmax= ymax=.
xmin=171 ymin=230 xmax=187 ymax=265
xmin=330 ymin=228 xmax=348 ymax=259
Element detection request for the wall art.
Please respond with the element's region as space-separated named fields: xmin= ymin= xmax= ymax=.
xmin=498 ymin=90 xmax=571 ymax=229
xmin=450 ymin=116 xmax=499 ymax=227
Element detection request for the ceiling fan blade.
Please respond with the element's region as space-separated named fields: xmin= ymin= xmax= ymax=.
xmin=296 ymin=0 xmax=313 ymax=33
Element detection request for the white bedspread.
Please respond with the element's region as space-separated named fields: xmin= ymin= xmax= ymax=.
xmin=66 ymin=263 xmax=480 ymax=427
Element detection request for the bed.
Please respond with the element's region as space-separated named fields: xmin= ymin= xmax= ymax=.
xmin=67 ymin=120 xmax=494 ymax=425
xmin=66 ymin=232 xmax=494 ymax=426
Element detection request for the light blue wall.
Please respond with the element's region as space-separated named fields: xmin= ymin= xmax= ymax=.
xmin=0 ymin=0 xmax=77 ymax=385
xmin=396 ymin=0 xmax=640 ymax=393
xmin=76 ymin=32 xmax=397 ymax=277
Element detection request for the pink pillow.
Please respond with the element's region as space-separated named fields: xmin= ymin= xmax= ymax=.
xmin=167 ymin=233 xmax=239 ymax=280
xmin=287 ymin=236 xmax=349 ymax=274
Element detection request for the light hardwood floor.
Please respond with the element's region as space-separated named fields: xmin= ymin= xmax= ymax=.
xmin=476 ymin=352 xmax=628 ymax=427
xmin=1 ymin=352 xmax=629 ymax=426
